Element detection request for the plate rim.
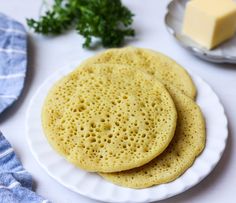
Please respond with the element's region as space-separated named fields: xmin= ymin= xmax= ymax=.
xmin=25 ymin=60 xmax=228 ymax=203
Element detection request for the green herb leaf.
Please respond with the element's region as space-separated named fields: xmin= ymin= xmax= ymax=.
xmin=27 ymin=0 xmax=135 ymax=48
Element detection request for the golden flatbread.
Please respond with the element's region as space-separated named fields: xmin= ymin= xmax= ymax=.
xmin=42 ymin=64 xmax=177 ymax=173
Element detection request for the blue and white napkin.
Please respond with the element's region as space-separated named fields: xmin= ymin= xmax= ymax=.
xmin=0 ymin=13 xmax=51 ymax=203
xmin=0 ymin=13 xmax=27 ymax=114
xmin=0 ymin=131 xmax=51 ymax=203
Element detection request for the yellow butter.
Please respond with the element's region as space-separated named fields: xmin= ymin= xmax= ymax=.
xmin=182 ymin=0 xmax=236 ymax=49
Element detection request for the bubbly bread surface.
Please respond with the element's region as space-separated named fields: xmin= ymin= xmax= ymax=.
xmin=100 ymin=86 xmax=205 ymax=188
xmin=42 ymin=64 xmax=177 ymax=173
xmin=81 ymin=47 xmax=196 ymax=99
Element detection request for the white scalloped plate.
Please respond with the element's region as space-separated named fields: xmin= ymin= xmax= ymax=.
xmin=25 ymin=61 xmax=228 ymax=203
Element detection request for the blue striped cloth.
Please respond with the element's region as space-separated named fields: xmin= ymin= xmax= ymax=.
xmin=0 ymin=13 xmax=27 ymax=114
xmin=0 ymin=131 xmax=51 ymax=203
xmin=0 ymin=13 xmax=50 ymax=202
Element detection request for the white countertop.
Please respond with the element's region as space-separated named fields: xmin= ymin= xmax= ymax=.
xmin=0 ymin=1 xmax=235 ymax=203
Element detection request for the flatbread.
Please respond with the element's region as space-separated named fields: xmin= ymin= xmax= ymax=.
xmin=100 ymin=86 xmax=205 ymax=188
xmin=80 ymin=47 xmax=196 ymax=99
xmin=42 ymin=64 xmax=177 ymax=173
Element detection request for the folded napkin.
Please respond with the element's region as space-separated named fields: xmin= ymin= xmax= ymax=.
xmin=0 ymin=131 xmax=50 ymax=203
xmin=0 ymin=13 xmax=27 ymax=114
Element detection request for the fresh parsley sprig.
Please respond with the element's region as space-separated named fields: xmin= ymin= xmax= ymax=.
xmin=27 ymin=0 xmax=135 ymax=48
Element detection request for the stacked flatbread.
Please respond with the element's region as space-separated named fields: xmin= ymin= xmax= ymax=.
xmin=42 ymin=47 xmax=206 ymax=189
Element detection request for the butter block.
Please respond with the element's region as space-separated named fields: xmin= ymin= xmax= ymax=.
xmin=182 ymin=0 xmax=236 ymax=49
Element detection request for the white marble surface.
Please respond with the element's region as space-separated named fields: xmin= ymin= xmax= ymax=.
xmin=0 ymin=1 xmax=235 ymax=203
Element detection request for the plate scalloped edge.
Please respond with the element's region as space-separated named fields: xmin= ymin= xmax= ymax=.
xmin=25 ymin=60 xmax=228 ymax=203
